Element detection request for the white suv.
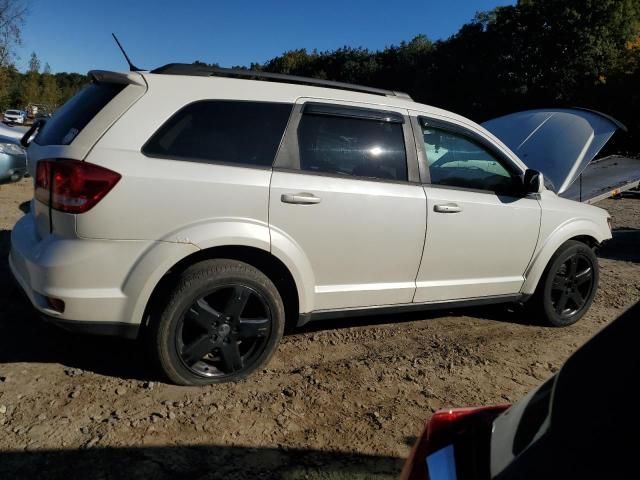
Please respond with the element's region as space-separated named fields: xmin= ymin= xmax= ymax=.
xmin=10 ymin=64 xmax=616 ymax=385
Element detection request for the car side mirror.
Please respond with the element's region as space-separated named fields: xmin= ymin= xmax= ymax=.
xmin=523 ymin=169 xmax=544 ymax=194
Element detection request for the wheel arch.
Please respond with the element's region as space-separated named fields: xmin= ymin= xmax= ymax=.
xmin=139 ymin=245 xmax=305 ymax=332
xmin=522 ymin=219 xmax=607 ymax=295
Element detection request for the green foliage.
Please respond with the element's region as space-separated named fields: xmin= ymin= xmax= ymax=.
xmin=253 ymin=2 xmax=640 ymax=154
xmin=0 ymin=58 xmax=88 ymax=112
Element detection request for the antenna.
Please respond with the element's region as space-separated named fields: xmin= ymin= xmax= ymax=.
xmin=111 ymin=33 xmax=143 ymax=71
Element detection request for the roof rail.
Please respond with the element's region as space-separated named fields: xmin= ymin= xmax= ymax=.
xmin=150 ymin=63 xmax=413 ymax=100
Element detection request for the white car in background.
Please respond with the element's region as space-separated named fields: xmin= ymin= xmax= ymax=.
xmin=3 ymin=109 xmax=26 ymax=125
xmin=9 ymin=64 xmax=637 ymax=385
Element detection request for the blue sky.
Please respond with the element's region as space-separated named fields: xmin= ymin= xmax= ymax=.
xmin=17 ymin=0 xmax=515 ymax=74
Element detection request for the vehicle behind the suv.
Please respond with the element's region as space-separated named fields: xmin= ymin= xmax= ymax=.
xmin=10 ymin=65 xmax=621 ymax=385
xmin=3 ymin=109 xmax=26 ymax=125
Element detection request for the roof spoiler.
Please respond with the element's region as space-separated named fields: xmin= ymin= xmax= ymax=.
xmin=88 ymin=70 xmax=146 ymax=87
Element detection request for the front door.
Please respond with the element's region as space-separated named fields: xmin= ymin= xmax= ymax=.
xmin=413 ymin=117 xmax=541 ymax=302
xmin=269 ymin=100 xmax=426 ymax=311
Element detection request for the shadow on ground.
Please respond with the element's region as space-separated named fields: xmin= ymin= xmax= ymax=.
xmin=0 ymin=445 xmax=403 ymax=480
xmin=0 ymin=227 xmax=539 ymax=382
xmin=0 ymin=229 xmax=157 ymax=382
xmin=598 ymin=228 xmax=640 ymax=263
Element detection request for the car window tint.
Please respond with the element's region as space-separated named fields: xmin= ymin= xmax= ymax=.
xmin=423 ymin=126 xmax=515 ymax=193
xmin=297 ymin=113 xmax=407 ymax=181
xmin=143 ymin=101 xmax=293 ymax=167
xmin=35 ymin=82 xmax=125 ymax=146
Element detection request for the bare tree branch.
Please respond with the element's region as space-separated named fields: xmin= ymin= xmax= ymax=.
xmin=0 ymin=0 xmax=28 ymax=67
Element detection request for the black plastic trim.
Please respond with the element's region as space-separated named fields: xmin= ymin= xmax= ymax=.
xmin=42 ymin=315 xmax=140 ymax=339
xmin=303 ymin=102 xmax=404 ymax=124
xmin=150 ymin=63 xmax=412 ymax=99
xmin=297 ymin=294 xmax=527 ymax=327
xmin=425 ymin=182 xmax=530 ymax=198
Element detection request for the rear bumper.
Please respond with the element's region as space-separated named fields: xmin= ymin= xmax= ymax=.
xmin=9 ymin=213 xmax=157 ymax=337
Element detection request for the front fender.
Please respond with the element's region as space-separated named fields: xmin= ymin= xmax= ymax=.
xmin=521 ymin=218 xmax=611 ymax=294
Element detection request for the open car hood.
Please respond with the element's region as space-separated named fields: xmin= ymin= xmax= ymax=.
xmin=482 ymin=108 xmax=626 ymax=195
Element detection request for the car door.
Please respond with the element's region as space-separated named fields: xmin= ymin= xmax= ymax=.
xmin=411 ymin=114 xmax=541 ymax=303
xmin=269 ymin=99 xmax=426 ymax=312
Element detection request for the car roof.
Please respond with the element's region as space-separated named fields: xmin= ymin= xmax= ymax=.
xmin=89 ymin=68 xmax=528 ymax=171
xmin=139 ymin=70 xmax=470 ymax=123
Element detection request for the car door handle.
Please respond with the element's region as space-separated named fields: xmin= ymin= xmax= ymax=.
xmin=281 ymin=193 xmax=321 ymax=205
xmin=434 ymin=203 xmax=463 ymax=213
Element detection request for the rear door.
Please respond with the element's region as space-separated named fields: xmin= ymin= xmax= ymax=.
xmin=269 ymin=99 xmax=426 ymax=311
xmin=412 ymin=115 xmax=541 ymax=302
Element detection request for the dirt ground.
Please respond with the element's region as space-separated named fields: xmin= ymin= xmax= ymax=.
xmin=1 ymin=179 xmax=638 ymax=479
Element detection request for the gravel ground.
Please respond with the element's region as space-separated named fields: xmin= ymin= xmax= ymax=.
xmin=1 ymin=179 xmax=638 ymax=479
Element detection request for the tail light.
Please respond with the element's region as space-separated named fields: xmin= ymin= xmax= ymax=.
xmin=35 ymin=159 xmax=121 ymax=214
xmin=401 ymin=405 xmax=510 ymax=480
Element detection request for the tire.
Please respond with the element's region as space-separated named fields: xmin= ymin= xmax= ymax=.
xmin=150 ymin=259 xmax=285 ymax=385
xmin=531 ymin=240 xmax=599 ymax=327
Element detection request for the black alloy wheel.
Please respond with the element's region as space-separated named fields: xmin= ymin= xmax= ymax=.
xmin=536 ymin=240 xmax=599 ymax=327
xmin=152 ymin=259 xmax=285 ymax=385
xmin=549 ymin=253 xmax=595 ymax=319
xmin=176 ymin=285 xmax=272 ymax=378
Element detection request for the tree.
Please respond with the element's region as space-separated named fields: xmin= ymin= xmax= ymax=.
xmin=0 ymin=0 xmax=27 ymax=109
xmin=0 ymin=0 xmax=27 ymax=67
xmin=27 ymin=50 xmax=38 ymax=72
xmin=21 ymin=50 xmax=40 ymax=104
xmin=40 ymin=62 xmax=58 ymax=108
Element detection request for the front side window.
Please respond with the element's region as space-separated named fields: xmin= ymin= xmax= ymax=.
xmin=421 ymin=125 xmax=517 ymax=194
xmin=297 ymin=112 xmax=408 ymax=181
xmin=143 ymin=101 xmax=293 ymax=167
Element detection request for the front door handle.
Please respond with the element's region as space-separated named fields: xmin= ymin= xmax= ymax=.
xmin=281 ymin=193 xmax=321 ymax=205
xmin=434 ymin=203 xmax=462 ymax=213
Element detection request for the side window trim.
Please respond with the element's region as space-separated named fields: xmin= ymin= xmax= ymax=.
xmin=413 ymin=115 xmax=524 ymax=192
xmin=303 ymin=102 xmax=405 ymax=124
xmin=273 ymin=101 xmax=420 ymax=183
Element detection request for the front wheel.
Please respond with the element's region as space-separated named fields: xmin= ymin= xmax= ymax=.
xmin=150 ymin=259 xmax=285 ymax=385
xmin=532 ymin=240 xmax=599 ymax=327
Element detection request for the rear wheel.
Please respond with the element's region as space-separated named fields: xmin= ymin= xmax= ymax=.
xmin=151 ymin=259 xmax=285 ymax=385
xmin=532 ymin=240 xmax=599 ymax=327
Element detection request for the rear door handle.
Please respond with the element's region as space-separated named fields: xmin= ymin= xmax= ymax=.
xmin=281 ymin=193 xmax=321 ymax=205
xmin=434 ymin=203 xmax=462 ymax=213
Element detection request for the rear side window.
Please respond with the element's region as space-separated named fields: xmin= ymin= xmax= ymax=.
xmin=297 ymin=112 xmax=408 ymax=181
xmin=143 ymin=101 xmax=293 ymax=167
xmin=35 ymin=82 xmax=125 ymax=146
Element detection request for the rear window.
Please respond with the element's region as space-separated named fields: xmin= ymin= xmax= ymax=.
xmin=35 ymin=82 xmax=125 ymax=146
xmin=142 ymin=100 xmax=293 ymax=167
